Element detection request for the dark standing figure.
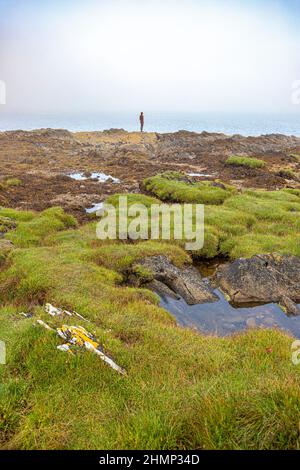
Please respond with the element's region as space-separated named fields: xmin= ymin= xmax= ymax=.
xmin=139 ymin=112 xmax=144 ymax=132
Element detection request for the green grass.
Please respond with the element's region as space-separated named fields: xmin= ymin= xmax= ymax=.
xmin=89 ymin=240 xmax=190 ymax=273
xmin=289 ymin=154 xmax=300 ymax=163
xmin=0 ymin=240 xmax=13 ymax=266
xmin=0 ymin=216 xmax=16 ymax=234
xmin=3 ymin=207 xmax=77 ymax=248
xmin=225 ymin=155 xmax=266 ymax=169
xmin=201 ymin=189 xmax=300 ymax=258
xmin=1 ymin=209 xmax=300 ymax=449
xmin=142 ymin=173 xmax=235 ymax=205
xmin=0 ymin=178 xmax=22 ymax=190
xmin=104 ymin=183 xmax=300 ymax=259
xmin=0 ymin=207 xmax=35 ymax=222
xmin=106 ymin=193 xmax=162 ymax=209
xmin=275 ymin=168 xmax=297 ymax=180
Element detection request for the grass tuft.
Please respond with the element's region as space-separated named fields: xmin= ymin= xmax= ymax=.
xmin=0 ymin=182 xmax=299 ymax=449
xmin=225 ymin=155 xmax=266 ymax=169
xmin=0 ymin=178 xmax=22 ymax=190
xmin=275 ymin=168 xmax=297 ymax=180
xmin=143 ymin=172 xmax=235 ymax=205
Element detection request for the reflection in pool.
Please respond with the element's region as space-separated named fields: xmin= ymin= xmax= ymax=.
xmin=67 ymin=172 xmax=120 ymax=183
xmin=159 ymin=289 xmax=300 ymax=338
xmin=187 ymin=172 xmax=214 ymax=177
xmin=85 ymin=202 xmax=104 ymax=214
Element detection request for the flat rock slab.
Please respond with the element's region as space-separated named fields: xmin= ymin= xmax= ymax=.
xmin=133 ymin=255 xmax=218 ymax=305
xmin=214 ymin=254 xmax=300 ymax=305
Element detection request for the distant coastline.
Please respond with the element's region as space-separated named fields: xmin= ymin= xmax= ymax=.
xmin=1 ymin=111 xmax=300 ymax=136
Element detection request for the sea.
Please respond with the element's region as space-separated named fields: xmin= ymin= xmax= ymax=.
xmin=1 ymin=111 xmax=300 ymax=136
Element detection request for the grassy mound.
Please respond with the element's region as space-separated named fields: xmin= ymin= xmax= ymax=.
xmin=289 ymin=154 xmax=300 ymax=163
xmin=0 ymin=207 xmax=77 ymax=248
xmin=142 ymin=173 xmax=235 ymax=205
xmin=107 ymin=178 xmax=300 ymax=259
xmin=275 ymin=168 xmax=297 ymax=180
xmin=1 ymin=209 xmax=300 ymax=449
xmin=225 ymin=155 xmax=266 ymax=169
xmin=0 ymin=178 xmax=21 ymax=190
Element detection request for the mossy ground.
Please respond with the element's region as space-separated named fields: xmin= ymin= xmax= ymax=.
xmin=0 ymin=178 xmax=21 ymax=190
xmin=0 ymin=177 xmax=300 ymax=449
xmin=225 ymin=155 xmax=266 ymax=169
xmin=289 ymin=154 xmax=300 ymax=163
xmin=275 ymin=168 xmax=298 ymax=180
xmin=142 ymin=173 xmax=236 ymax=205
xmin=140 ymin=173 xmax=300 ymax=258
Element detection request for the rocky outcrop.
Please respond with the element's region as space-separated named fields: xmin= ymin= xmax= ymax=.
xmin=155 ymin=132 xmax=300 ymax=163
xmin=1 ymin=129 xmax=299 ymax=221
xmin=131 ymin=255 xmax=218 ymax=304
xmin=146 ymin=279 xmax=180 ymax=300
xmin=279 ymin=295 xmax=300 ymax=316
xmin=214 ymin=254 xmax=300 ymax=309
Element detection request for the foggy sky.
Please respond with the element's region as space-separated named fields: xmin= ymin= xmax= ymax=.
xmin=0 ymin=0 xmax=300 ymax=113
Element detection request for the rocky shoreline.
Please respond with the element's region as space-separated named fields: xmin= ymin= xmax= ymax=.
xmin=0 ymin=128 xmax=299 ymax=221
xmin=0 ymin=128 xmax=299 ymax=317
xmin=1 ymin=128 xmax=300 ymax=450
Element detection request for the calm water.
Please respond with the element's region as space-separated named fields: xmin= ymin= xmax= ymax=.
xmin=67 ymin=172 xmax=120 ymax=183
xmin=159 ymin=261 xmax=300 ymax=338
xmin=1 ymin=111 xmax=300 ymax=136
xmin=85 ymin=202 xmax=104 ymax=214
xmin=159 ymin=290 xmax=300 ymax=338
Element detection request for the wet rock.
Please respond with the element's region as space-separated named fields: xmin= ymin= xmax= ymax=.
xmin=147 ymin=279 xmax=180 ymax=300
xmin=279 ymin=295 xmax=300 ymax=316
xmin=215 ymin=254 xmax=300 ymax=304
xmin=132 ymin=255 xmax=218 ymax=305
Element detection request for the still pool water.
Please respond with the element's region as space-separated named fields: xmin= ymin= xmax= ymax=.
xmin=85 ymin=202 xmax=104 ymax=214
xmin=187 ymin=172 xmax=214 ymax=177
xmin=159 ymin=261 xmax=300 ymax=337
xmin=67 ymin=172 xmax=120 ymax=183
xmin=159 ymin=290 xmax=300 ymax=338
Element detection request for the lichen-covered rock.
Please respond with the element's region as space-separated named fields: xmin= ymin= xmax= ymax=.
xmin=132 ymin=255 xmax=218 ymax=304
xmin=214 ymin=254 xmax=300 ymax=304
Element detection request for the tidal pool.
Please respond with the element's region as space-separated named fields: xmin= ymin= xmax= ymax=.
xmin=159 ymin=261 xmax=300 ymax=337
xmin=67 ymin=172 xmax=120 ymax=183
xmin=160 ymin=290 xmax=300 ymax=337
xmin=85 ymin=202 xmax=104 ymax=214
xmin=187 ymin=172 xmax=214 ymax=177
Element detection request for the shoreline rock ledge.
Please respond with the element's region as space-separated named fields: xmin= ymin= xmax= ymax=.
xmin=214 ymin=254 xmax=300 ymax=315
xmin=130 ymin=255 xmax=218 ymax=305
